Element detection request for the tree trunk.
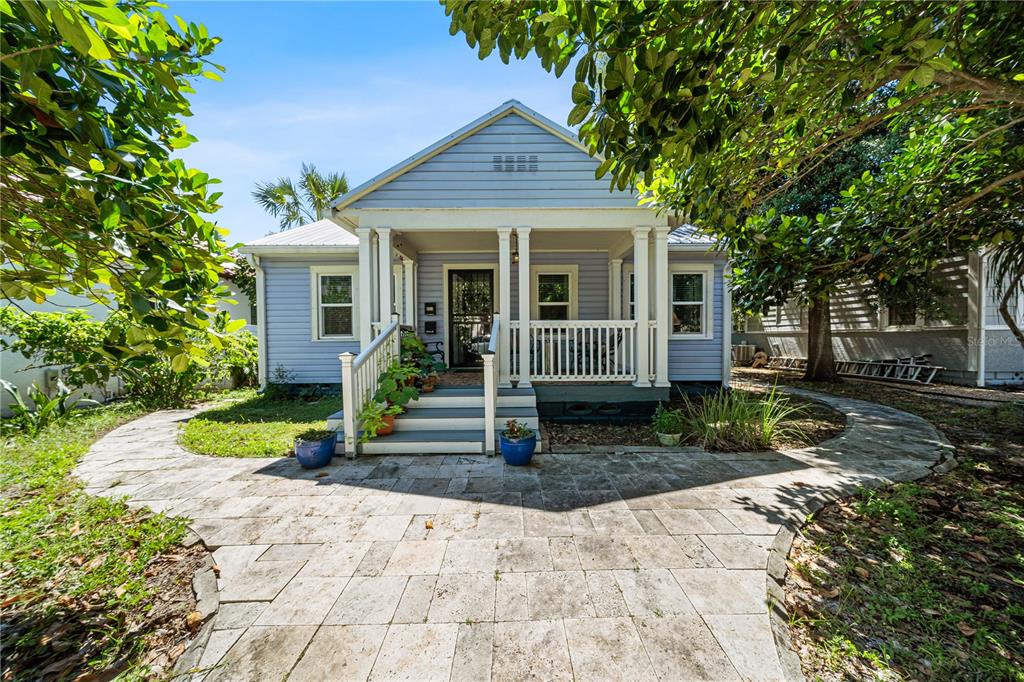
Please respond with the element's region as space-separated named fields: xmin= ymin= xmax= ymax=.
xmin=804 ymin=295 xmax=837 ymax=381
xmin=999 ymin=286 xmax=1024 ymax=353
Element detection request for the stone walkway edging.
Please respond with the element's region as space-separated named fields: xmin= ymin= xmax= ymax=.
xmin=764 ymin=387 xmax=956 ymax=681
xmin=77 ymin=390 xmax=955 ymax=682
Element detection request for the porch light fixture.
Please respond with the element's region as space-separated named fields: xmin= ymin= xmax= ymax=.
xmin=511 ymin=232 xmax=519 ymax=264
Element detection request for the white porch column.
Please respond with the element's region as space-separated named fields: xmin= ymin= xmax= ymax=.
xmin=516 ymin=226 xmax=532 ymax=387
xmin=632 ymin=226 xmax=651 ymax=387
xmin=610 ymin=257 xmax=623 ymax=320
xmin=403 ymin=258 xmax=415 ymax=327
xmin=356 ymin=227 xmax=373 ymax=348
xmin=497 ymin=227 xmax=513 ymax=387
xmin=376 ymin=227 xmax=393 ymax=324
xmin=653 ymin=226 xmax=671 ymax=387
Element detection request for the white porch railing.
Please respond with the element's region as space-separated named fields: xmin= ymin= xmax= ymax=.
xmin=482 ymin=315 xmax=500 ymax=456
xmin=339 ymin=315 xmax=401 ymax=457
xmin=509 ymin=320 xmax=643 ymax=382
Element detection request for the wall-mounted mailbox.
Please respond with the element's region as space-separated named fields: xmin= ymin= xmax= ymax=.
xmin=424 ymin=321 xmax=437 ymax=335
xmin=424 ymin=302 xmax=437 ymax=316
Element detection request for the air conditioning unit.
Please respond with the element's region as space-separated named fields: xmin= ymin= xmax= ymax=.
xmin=732 ymin=344 xmax=755 ymax=365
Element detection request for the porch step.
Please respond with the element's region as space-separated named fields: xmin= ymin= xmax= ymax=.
xmin=395 ymin=406 xmax=539 ymax=431
xmin=408 ymin=386 xmax=536 ymax=409
xmin=333 ymin=429 xmax=486 ymax=455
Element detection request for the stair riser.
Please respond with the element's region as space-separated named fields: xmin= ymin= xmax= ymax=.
xmin=410 ymin=396 xmax=535 ymax=409
xmin=394 ymin=417 xmax=539 ymax=432
xmin=344 ymin=441 xmax=484 ymax=455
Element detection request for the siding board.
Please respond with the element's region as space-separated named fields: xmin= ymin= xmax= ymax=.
xmin=352 ymin=113 xmax=638 ymax=209
xmin=263 ymin=256 xmax=360 ymax=384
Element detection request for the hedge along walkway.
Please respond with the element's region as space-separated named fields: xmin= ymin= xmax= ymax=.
xmin=75 ymin=388 xmax=953 ymax=682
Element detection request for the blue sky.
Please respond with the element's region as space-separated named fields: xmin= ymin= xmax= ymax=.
xmin=169 ymin=1 xmax=575 ymax=243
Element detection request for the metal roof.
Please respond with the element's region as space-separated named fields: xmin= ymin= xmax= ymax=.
xmin=243 ymin=219 xmax=358 ymax=249
xmin=669 ymin=224 xmax=716 ymax=246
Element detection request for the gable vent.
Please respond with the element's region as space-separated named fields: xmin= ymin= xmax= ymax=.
xmin=492 ymin=154 xmax=538 ymax=172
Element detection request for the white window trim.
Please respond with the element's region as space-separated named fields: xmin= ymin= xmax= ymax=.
xmin=669 ymin=263 xmax=714 ymax=340
xmin=309 ymin=265 xmax=358 ymax=341
xmin=623 ymin=263 xmax=636 ymax=320
xmin=531 ymin=264 xmax=579 ymax=320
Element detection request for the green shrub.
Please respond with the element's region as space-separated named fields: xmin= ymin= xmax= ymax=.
xmin=680 ymin=384 xmax=806 ymax=450
xmin=0 ymin=308 xmax=257 ymax=409
xmin=1 ymin=380 xmax=99 ymax=436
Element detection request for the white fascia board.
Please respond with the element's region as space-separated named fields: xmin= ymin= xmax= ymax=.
xmin=238 ymin=245 xmax=358 ymax=256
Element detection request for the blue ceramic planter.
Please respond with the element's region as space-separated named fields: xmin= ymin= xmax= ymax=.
xmin=294 ymin=433 xmax=336 ymax=469
xmin=499 ymin=433 xmax=536 ymax=466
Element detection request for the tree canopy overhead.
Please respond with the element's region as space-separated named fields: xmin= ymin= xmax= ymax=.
xmin=1 ymin=0 xmax=233 ymax=365
xmin=445 ymin=0 xmax=1023 ymax=318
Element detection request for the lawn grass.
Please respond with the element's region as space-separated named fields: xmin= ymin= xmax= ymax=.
xmin=736 ymin=370 xmax=1024 ymax=681
xmin=0 ymin=401 xmax=192 ymax=679
xmin=178 ymin=388 xmax=342 ymax=457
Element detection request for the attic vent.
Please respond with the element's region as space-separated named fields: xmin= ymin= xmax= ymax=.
xmin=492 ymin=154 xmax=539 ymax=172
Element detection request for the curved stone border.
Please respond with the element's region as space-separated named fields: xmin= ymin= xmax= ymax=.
xmin=765 ymin=387 xmax=956 ymax=681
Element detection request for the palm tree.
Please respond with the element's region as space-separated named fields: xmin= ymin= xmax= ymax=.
xmin=253 ymin=163 xmax=349 ymax=231
xmin=989 ymin=242 xmax=1024 ymax=352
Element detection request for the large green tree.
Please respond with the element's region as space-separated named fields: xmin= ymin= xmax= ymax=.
xmin=1 ymin=0 xmax=233 ymax=371
xmin=253 ymin=163 xmax=349 ymax=231
xmin=445 ymin=1 xmax=1024 ymax=371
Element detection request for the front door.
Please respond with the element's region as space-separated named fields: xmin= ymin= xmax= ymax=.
xmin=448 ymin=269 xmax=494 ymax=368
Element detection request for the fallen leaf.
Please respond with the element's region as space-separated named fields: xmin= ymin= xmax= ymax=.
xmin=211 ymin=564 xmax=221 ymax=577
xmin=966 ymin=551 xmax=989 ymax=564
xmin=957 ymin=622 xmax=976 ymax=637
xmin=185 ymin=611 xmax=203 ymax=631
xmin=425 ymin=519 xmax=434 ymax=530
xmin=815 ymin=585 xmax=841 ymax=598
xmin=854 ymin=566 xmax=870 ymax=579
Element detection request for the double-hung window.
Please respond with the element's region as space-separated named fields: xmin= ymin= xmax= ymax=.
xmin=311 ymin=266 xmax=357 ymax=339
xmin=670 ymin=264 xmax=713 ymax=337
xmin=532 ymin=265 xmax=578 ymax=320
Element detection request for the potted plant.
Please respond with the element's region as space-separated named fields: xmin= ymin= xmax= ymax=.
xmin=294 ymin=428 xmax=336 ymax=468
xmin=652 ymin=403 xmax=685 ymax=446
xmin=418 ymin=358 xmax=445 ymax=393
xmin=373 ymin=362 xmax=419 ymax=411
xmin=499 ymin=419 xmax=537 ymax=466
xmin=358 ymin=400 xmax=402 ymax=441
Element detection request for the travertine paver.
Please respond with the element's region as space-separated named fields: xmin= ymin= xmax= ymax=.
xmin=77 ymin=389 xmax=953 ymax=681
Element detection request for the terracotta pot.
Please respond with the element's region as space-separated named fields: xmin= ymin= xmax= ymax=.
xmin=376 ymin=414 xmax=395 ymax=436
xmin=421 ymin=382 xmax=435 ymax=393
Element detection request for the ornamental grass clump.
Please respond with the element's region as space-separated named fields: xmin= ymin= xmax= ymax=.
xmin=680 ymin=383 xmax=806 ymax=451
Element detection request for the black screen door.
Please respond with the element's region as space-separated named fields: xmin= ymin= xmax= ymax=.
xmin=448 ymin=269 xmax=494 ymax=368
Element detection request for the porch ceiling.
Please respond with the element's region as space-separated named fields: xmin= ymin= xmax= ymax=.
xmin=397 ymin=228 xmax=631 ymax=254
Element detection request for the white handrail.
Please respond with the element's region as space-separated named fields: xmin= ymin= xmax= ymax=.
xmin=339 ymin=315 xmax=401 ymax=457
xmin=483 ymin=314 xmax=500 ymax=456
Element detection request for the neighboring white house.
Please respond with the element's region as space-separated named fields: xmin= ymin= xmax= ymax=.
xmin=240 ymin=100 xmax=732 ymax=455
xmin=734 ymin=253 xmax=1024 ymax=387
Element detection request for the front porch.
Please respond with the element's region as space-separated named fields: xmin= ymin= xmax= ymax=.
xmin=350 ymin=224 xmax=678 ymax=390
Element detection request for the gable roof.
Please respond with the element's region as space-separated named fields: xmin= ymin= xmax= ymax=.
xmin=331 ymin=99 xmax=610 ymax=211
xmin=241 ymin=219 xmax=358 ymax=253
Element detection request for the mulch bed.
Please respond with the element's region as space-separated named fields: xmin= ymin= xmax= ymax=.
xmin=542 ymin=387 xmax=846 ymax=450
xmin=1 ymin=540 xmax=207 ymax=681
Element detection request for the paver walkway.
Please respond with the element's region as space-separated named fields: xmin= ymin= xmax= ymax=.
xmin=76 ymin=389 xmax=952 ymax=681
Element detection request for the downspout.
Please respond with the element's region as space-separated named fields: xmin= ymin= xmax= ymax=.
xmin=722 ymin=264 xmax=732 ymax=389
xmin=253 ymin=254 xmax=268 ymax=389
